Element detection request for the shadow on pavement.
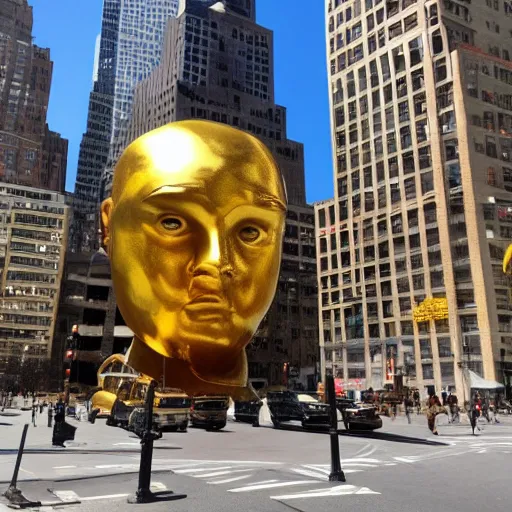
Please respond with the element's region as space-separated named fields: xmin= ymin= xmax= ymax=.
xmin=0 ymin=446 xmax=182 ymax=455
xmin=263 ymin=422 xmax=448 ymax=446
xmin=0 ymin=422 xmax=13 ymax=426
xmin=342 ymin=429 xmax=449 ymax=446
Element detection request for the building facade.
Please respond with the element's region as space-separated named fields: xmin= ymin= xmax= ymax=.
xmin=97 ymin=0 xmax=318 ymax=388
xmin=317 ymin=0 xmax=512 ymax=397
xmin=71 ymin=0 xmax=180 ymax=254
xmin=0 ymin=0 xmax=67 ymax=192
xmin=0 ymin=183 xmax=69 ymax=384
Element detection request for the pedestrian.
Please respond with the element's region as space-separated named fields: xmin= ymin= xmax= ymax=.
xmin=47 ymin=403 xmax=53 ymax=428
xmin=470 ymin=392 xmax=482 ymax=435
xmin=54 ymin=398 xmax=65 ymax=424
xmin=448 ymin=393 xmax=459 ymax=423
xmin=442 ymin=389 xmax=448 ymax=406
xmin=404 ymin=394 xmax=413 ymax=424
xmin=413 ymin=390 xmax=420 ymax=414
xmin=31 ymin=402 xmax=37 ymax=427
xmin=426 ymin=395 xmax=445 ymax=435
xmin=482 ymin=398 xmax=491 ymax=424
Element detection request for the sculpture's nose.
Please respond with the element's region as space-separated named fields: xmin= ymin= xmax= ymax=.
xmin=189 ymin=228 xmax=233 ymax=281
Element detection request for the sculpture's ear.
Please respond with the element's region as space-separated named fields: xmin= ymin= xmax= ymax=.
xmin=100 ymin=198 xmax=114 ymax=251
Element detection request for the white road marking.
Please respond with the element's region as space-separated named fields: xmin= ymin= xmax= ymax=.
xmin=195 ymin=468 xmax=254 ymax=478
xmin=94 ymin=464 xmax=137 ymax=469
xmin=355 ymin=444 xmax=377 ymax=459
xmin=356 ymin=487 xmax=381 ymax=495
xmin=393 ymin=457 xmax=416 ymax=463
xmin=52 ymin=490 xmax=80 ymax=503
xmin=229 ymin=480 xmax=314 ymax=493
xmin=207 ymin=475 xmax=252 ymax=485
xmin=303 ymin=465 xmax=330 ymax=475
xmin=341 ymin=463 xmax=378 ymax=468
xmin=291 ymin=468 xmax=327 ymax=479
xmin=271 ymin=484 xmax=381 ymax=500
xmin=20 ymin=467 xmax=36 ymax=476
xmin=53 ymin=465 xmax=77 ymax=469
xmin=113 ymin=442 xmax=140 ymax=446
xmin=174 ymin=466 xmax=233 ymax=474
xmin=341 ymin=458 xmax=382 ymax=464
xmin=81 ymin=494 xmax=129 ymax=501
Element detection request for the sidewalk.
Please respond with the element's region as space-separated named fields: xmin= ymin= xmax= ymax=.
xmin=0 ymin=410 xmax=180 ymax=453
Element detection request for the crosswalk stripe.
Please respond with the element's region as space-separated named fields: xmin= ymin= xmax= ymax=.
xmin=81 ymin=494 xmax=129 ymax=501
xmin=174 ymin=466 xmax=233 ymax=474
xmin=271 ymin=484 xmax=381 ymax=500
xmin=228 ymin=480 xmax=314 ymax=493
xmin=195 ymin=469 xmax=254 ymax=478
xmin=291 ymin=468 xmax=326 ymax=479
xmin=207 ymin=475 xmax=252 ymax=485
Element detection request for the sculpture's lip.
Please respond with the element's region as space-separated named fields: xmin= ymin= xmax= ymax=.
xmin=188 ymin=294 xmax=225 ymax=305
xmin=185 ymin=296 xmax=232 ymax=314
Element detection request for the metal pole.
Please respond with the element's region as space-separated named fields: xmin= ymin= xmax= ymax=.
xmin=326 ymin=374 xmax=346 ymax=482
xmin=9 ymin=423 xmax=28 ymax=490
xmin=136 ymin=380 xmax=156 ymax=499
xmin=4 ymin=423 xmax=40 ymax=506
xmin=128 ymin=380 xmax=186 ymax=504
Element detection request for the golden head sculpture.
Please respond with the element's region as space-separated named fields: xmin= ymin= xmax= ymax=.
xmin=100 ymin=120 xmax=287 ymax=399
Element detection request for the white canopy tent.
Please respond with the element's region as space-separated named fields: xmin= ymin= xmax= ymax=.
xmin=467 ymin=370 xmax=505 ymax=390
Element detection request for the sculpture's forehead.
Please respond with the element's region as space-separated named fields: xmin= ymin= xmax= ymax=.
xmin=114 ymin=126 xmax=285 ymax=202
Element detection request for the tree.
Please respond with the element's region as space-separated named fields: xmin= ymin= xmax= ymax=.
xmin=0 ymin=357 xmax=52 ymax=393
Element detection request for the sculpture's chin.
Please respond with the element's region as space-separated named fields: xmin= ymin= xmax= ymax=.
xmin=126 ymin=336 xmax=252 ymax=398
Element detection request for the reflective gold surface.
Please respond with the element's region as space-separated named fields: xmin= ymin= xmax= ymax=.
xmin=101 ymin=120 xmax=287 ymax=398
xmin=503 ymin=244 xmax=512 ymax=274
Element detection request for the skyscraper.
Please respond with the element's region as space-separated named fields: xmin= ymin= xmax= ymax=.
xmin=0 ymin=0 xmax=67 ymax=192
xmin=316 ymin=0 xmax=512 ymax=398
xmin=102 ymin=0 xmax=319 ymax=388
xmin=71 ymin=0 xmax=180 ymax=254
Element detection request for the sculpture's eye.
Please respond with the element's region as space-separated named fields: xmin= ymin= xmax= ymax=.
xmin=161 ymin=217 xmax=183 ymax=232
xmin=239 ymin=226 xmax=261 ymax=243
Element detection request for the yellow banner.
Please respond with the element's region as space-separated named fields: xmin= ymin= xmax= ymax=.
xmin=413 ymin=298 xmax=449 ymax=323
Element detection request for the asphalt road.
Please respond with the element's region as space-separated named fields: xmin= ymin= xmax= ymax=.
xmin=1 ymin=409 xmax=511 ymax=511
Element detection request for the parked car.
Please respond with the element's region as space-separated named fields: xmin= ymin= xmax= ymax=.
xmin=267 ymin=391 xmax=330 ymax=429
xmin=234 ymin=399 xmax=261 ymax=424
xmin=336 ymin=398 xmax=382 ymax=431
xmin=122 ymin=382 xmax=191 ymax=434
xmin=190 ymin=396 xmax=229 ymax=430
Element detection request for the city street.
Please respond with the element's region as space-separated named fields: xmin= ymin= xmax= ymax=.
xmin=1 ymin=409 xmax=511 ymax=511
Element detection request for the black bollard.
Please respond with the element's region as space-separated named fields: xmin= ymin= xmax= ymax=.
xmin=326 ymin=375 xmax=346 ymax=482
xmin=47 ymin=406 xmax=53 ymax=428
xmin=4 ymin=424 xmax=41 ymax=507
xmin=128 ymin=380 xmax=186 ymax=504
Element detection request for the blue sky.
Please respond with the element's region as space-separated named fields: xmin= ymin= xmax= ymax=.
xmin=31 ymin=0 xmax=334 ymax=204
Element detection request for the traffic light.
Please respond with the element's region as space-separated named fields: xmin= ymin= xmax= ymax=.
xmin=71 ymin=324 xmax=80 ymax=349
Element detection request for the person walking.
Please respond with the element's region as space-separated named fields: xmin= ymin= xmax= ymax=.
xmin=31 ymin=402 xmax=37 ymax=427
xmin=413 ymin=390 xmax=421 ymax=414
xmin=448 ymin=393 xmax=459 ymax=423
xmin=47 ymin=402 xmax=53 ymax=428
xmin=404 ymin=394 xmax=413 ymax=424
xmin=426 ymin=395 xmax=445 ymax=435
xmin=470 ymin=392 xmax=482 ymax=435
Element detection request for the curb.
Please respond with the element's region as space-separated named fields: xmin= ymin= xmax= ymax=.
xmin=0 ymin=468 xmax=174 ymax=486
xmin=0 ymin=446 xmax=180 ymax=455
